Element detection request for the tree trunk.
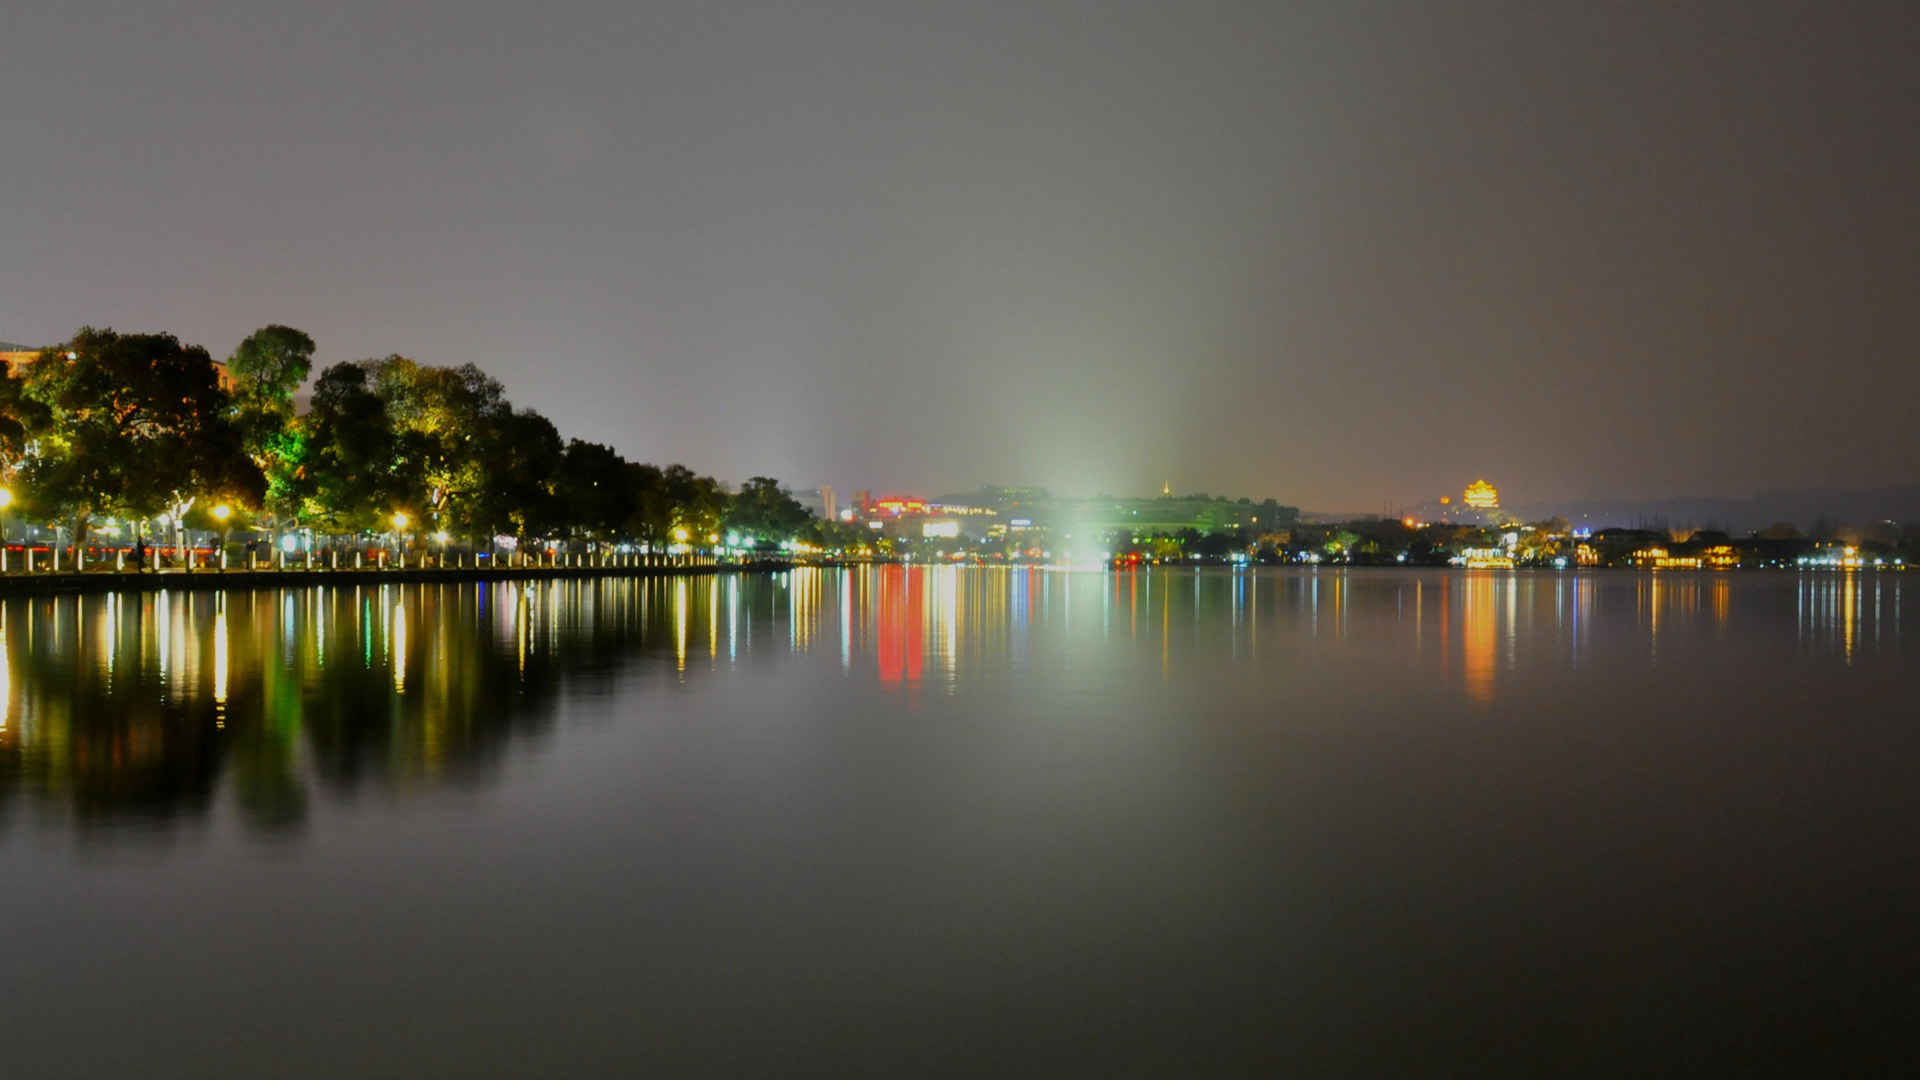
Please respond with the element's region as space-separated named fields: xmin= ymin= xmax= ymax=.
xmin=71 ymin=512 xmax=91 ymax=566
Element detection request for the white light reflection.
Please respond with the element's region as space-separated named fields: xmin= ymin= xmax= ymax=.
xmin=213 ymin=595 xmax=230 ymax=710
xmin=1 ymin=606 xmax=10 ymax=730
xmin=728 ymin=575 xmax=739 ymax=662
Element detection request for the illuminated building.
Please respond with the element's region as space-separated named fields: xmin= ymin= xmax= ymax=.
xmin=1464 ymin=479 xmax=1499 ymax=511
xmin=1461 ymin=547 xmax=1514 ymax=569
xmin=869 ymin=496 xmax=927 ymax=517
xmin=819 ymin=484 xmax=836 ymax=522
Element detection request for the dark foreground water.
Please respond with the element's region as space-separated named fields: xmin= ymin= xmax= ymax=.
xmin=2 ymin=568 xmax=1915 ymax=1075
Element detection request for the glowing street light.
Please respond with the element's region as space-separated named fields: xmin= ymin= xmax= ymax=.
xmin=672 ymin=527 xmax=689 ymax=543
xmin=392 ymin=512 xmax=410 ymax=531
xmin=211 ymin=503 xmax=233 ymax=570
xmin=0 ymin=487 xmax=13 ymax=510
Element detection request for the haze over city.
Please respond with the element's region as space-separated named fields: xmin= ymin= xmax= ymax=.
xmin=3 ymin=0 xmax=1914 ymax=511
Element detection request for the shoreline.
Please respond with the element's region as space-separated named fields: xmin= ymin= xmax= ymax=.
xmin=0 ymin=560 xmax=795 ymax=598
xmin=0 ymin=560 xmax=1896 ymax=599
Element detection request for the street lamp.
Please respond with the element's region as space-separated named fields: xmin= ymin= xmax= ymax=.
xmin=212 ymin=503 xmax=232 ymax=570
xmin=0 ymin=487 xmax=12 ymax=572
xmin=672 ymin=527 xmax=689 ymax=544
xmin=392 ymin=512 xmax=410 ymax=565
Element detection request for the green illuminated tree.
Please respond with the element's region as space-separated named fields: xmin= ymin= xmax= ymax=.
xmin=227 ymin=325 xmax=316 ymax=537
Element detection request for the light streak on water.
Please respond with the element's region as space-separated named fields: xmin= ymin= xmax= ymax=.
xmin=394 ymin=602 xmax=408 ymax=692
xmin=213 ymin=595 xmax=229 ymax=711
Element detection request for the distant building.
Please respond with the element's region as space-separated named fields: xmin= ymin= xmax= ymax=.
xmin=2 ymin=344 xmax=235 ymax=389
xmin=1464 ymin=479 xmax=1499 ymax=511
xmin=820 ymin=484 xmax=836 ymax=523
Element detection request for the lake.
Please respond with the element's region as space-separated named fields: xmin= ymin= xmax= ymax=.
xmin=2 ymin=567 xmax=1914 ymax=1074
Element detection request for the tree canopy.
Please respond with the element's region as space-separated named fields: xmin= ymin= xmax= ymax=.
xmin=17 ymin=328 xmax=263 ymax=540
xmin=5 ymin=325 xmax=835 ymax=554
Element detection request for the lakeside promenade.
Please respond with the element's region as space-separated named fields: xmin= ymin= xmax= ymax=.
xmin=0 ymin=552 xmax=790 ymax=598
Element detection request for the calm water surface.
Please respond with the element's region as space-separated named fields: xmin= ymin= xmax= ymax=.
xmin=2 ymin=568 xmax=1915 ymax=1074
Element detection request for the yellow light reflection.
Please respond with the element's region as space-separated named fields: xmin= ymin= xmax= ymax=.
xmin=675 ymin=579 xmax=688 ymax=673
xmin=393 ymin=601 xmax=407 ymax=691
xmin=516 ymin=584 xmax=528 ymax=676
xmin=1843 ymin=572 xmax=1857 ymax=664
xmin=213 ymin=596 xmax=230 ymax=708
xmin=1464 ymin=573 xmax=1494 ymax=704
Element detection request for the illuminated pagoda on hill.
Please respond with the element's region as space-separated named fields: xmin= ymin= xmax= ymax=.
xmin=1463 ymin=479 xmax=1499 ymax=511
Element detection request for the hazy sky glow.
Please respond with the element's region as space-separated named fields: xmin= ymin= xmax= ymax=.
xmin=3 ymin=1 xmax=1914 ymax=510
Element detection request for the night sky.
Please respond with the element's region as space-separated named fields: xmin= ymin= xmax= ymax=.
xmin=3 ymin=1 xmax=1913 ymax=510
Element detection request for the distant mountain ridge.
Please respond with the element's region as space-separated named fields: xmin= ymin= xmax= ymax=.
xmin=0 ymin=341 xmax=35 ymax=352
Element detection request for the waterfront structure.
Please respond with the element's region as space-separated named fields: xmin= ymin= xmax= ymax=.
xmin=2 ymin=345 xmax=236 ymax=389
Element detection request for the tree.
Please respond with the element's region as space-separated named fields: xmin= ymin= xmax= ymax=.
xmin=227 ymin=325 xmax=315 ymax=417
xmin=227 ymin=325 xmax=316 ymax=537
xmin=19 ymin=328 xmax=263 ymax=548
xmin=471 ymin=410 xmax=565 ymax=548
xmin=0 ymin=359 xmax=50 ymax=482
xmin=362 ymin=357 xmax=510 ymax=536
xmin=554 ymin=439 xmax=633 ymax=548
xmin=302 ymin=363 xmax=412 ymax=537
xmin=725 ymin=476 xmax=811 ymax=541
xmin=623 ymin=462 xmax=671 ymax=549
xmin=662 ymin=463 xmax=727 ymax=541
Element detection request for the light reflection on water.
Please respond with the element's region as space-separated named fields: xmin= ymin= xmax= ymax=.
xmin=0 ymin=567 xmax=1901 ymax=834
xmin=1 ymin=567 xmax=1915 ymax=1074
